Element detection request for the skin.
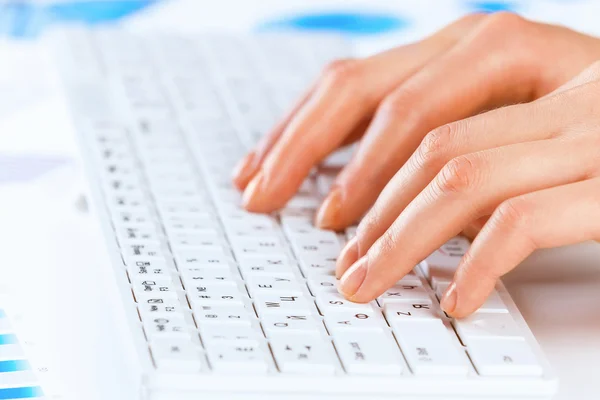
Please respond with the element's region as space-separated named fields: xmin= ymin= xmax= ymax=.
xmin=232 ymin=12 xmax=600 ymax=318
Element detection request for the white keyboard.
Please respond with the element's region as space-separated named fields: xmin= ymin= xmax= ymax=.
xmin=55 ymin=29 xmax=557 ymax=399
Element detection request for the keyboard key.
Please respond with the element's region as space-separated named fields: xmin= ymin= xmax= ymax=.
xmin=143 ymin=313 xmax=194 ymax=339
xmin=169 ymin=233 xmax=228 ymax=252
xmin=261 ymin=314 xmax=323 ymax=337
xmin=126 ymin=260 xmax=173 ymax=281
xmin=199 ymin=325 xmax=262 ymax=345
xmin=254 ymin=294 xmax=316 ymax=317
xmin=377 ymin=283 xmax=431 ymax=306
xmin=334 ymin=332 xmax=404 ymax=375
xmin=116 ymin=225 xmax=162 ymax=244
xmin=306 ymin=275 xmax=339 ymax=295
xmin=384 ymin=303 xmax=440 ymax=322
xmin=237 ymin=256 xmax=297 ymax=279
xmin=392 ymin=319 xmax=468 ymax=376
xmin=315 ymin=293 xmax=377 ymax=315
xmin=138 ymin=300 xmax=187 ymax=317
xmin=467 ymin=338 xmax=543 ymax=377
xmin=151 ymin=339 xmax=206 ymax=373
xmin=298 ymin=254 xmax=337 ymax=277
xmin=245 ymin=276 xmax=305 ymax=297
xmin=193 ymin=304 xmax=253 ymax=326
xmin=206 ymin=341 xmax=269 ymax=373
xmin=132 ymin=279 xmax=181 ymax=302
xmin=396 ymin=271 xmax=423 ymax=286
xmin=291 ymin=238 xmax=340 ymax=259
xmin=165 ymin=219 xmax=221 ymax=235
xmin=187 ymin=283 xmax=247 ymax=305
xmin=180 ymin=267 xmax=236 ymax=284
xmin=324 ymin=311 xmax=386 ymax=334
xmin=476 ymin=290 xmax=509 ymax=313
xmin=174 ymin=251 xmax=234 ymax=270
xmin=231 ymin=237 xmax=287 ymax=257
xmin=123 ymin=243 xmax=169 ymax=260
xmin=453 ymin=313 xmax=523 ymax=341
xmin=270 ymin=336 xmax=336 ymax=374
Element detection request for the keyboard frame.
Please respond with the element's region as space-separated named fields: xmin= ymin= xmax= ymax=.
xmin=56 ymin=28 xmax=559 ymax=400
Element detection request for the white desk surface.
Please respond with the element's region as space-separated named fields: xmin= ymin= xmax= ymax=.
xmin=1 ymin=1 xmax=600 ymax=399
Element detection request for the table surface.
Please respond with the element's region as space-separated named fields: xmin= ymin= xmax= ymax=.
xmin=1 ymin=1 xmax=600 ymax=399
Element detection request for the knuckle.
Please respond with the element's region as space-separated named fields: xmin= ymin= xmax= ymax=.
xmin=459 ymin=12 xmax=486 ymax=24
xmin=475 ymin=13 xmax=537 ymax=73
xmin=415 ymin=124 xmax=457 ymax=169
xmin=377 ymin=87 xmax=426 ymax=129
xmin=481 ymin=11 xmax=526 ymax=35
xmin=435 ymin=155 xmax=481 ymax=195
xmin=321 ymin=58 xmax=361 ymax=87
xmin=491 ymin=197 xmax=533 ymax=235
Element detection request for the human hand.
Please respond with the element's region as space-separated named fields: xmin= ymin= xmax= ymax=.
xmin=232 ymin=12 xmax=600 ymax=318
xmin=233 ymin=12 xmax=600 ymax=231
xmin=336 ymin=59 xmax=600 ymax=318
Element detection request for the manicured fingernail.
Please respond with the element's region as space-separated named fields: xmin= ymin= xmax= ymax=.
xmin=242 ymin=171 xmax=266 ymax=210
xmin=336 ymin=236 xmax=359 ymax=279
xmin=440 ymin=282 xmax=458 ymax=315
xmin=339 ymin=256 xmax=368 ymax=298
xmin=315 ymin=187 xmax=343 ymax=229
xmin=232 ymin=151 xmax=258 ymax=190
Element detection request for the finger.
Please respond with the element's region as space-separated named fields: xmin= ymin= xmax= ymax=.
xmin=337 ymin=77 xmax=600 ymax=277
xmin=442 ymin=177 xmax=600 ymax=318
xmin=339 ymin=135 xmax=600 ymax=302
xmin=232 ymin=81 xmax=317 ymax=190
xmin=318 ymin=13 xmax=544 ymax=230
xmin=544 ymin=60 xmax=600 ymax=97
xmin=241 ymin=14 xmax=487 ymax=212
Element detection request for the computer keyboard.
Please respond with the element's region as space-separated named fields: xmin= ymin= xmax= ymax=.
xmin=55 ymin=28 xmax=557 ymax=399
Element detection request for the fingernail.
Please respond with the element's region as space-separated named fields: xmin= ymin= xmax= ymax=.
xmin=339 ymin=256 xmax=368 ymax=298
xmin=315 ymin=187 xmax=343 ymax=229
xmin=336 ymin=237 xmax=359 ymax=279
xmin=440 ymin=281 xmax=458 ymax=315
xmin=232 ymin=151 xmax=258 ymax=190
xmin=242 ymin=171 xmax=266 ymax=210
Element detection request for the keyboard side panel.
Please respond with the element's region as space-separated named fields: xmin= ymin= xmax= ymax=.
xmin=51 ymin=28 xmax=153 ymax=398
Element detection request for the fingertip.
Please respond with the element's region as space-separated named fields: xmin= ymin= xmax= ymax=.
xmin=440 ymin=281 xmax=458 ymax=315
xmin=338 ymin=256 xmax=368 ymax=298
xmin=241 ymin=170 xmax=287 ymax=213
xmin=232 ymin=151 xmax=259 ymax=191
xmin=336 ymin=236 xmax=359 ymax=279
xmin=242 ymin=171 xmax=270 ymax=212
xmin=441 ymin=276 xmax=497 ymax=318
xmin=315 ymin=188 xmax=344 ymax=230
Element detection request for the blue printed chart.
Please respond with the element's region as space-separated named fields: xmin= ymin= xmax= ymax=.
xmin=0 ymin=301 xmax=64 ymax=400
